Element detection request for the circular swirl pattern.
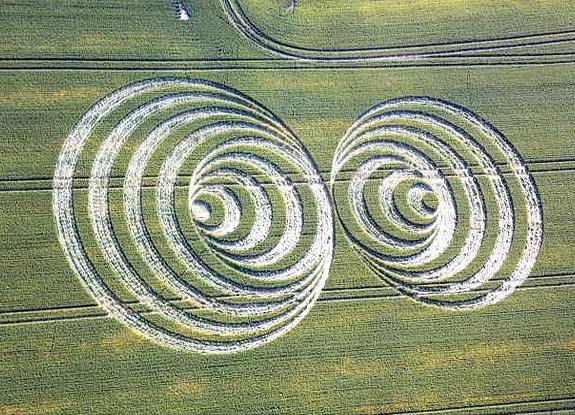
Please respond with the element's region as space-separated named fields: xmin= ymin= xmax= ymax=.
xmin=53 ymin=78 xmax=333 ymax=353
xmin=331 ymin=97 xmax=543 ymax=309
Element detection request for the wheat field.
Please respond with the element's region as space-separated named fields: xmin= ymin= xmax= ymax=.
xmin=1 ymin=1 xmax=574 ymax=414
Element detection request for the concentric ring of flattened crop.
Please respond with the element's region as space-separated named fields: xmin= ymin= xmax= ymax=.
xmin=331 ymin=97 xmax=543 ymax=309
xmin=53 ymin=78 xmax=334 ymax=353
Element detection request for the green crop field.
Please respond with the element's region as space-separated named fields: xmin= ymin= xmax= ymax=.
xmin=1 ymin=1 xmax=574 ymax=414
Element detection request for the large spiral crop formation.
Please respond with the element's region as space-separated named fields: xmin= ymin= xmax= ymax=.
xmin=331 ymin=97 xmax=543 ymax=309
xmin=53 ymin=78 xmax=334 ymax=353
xmin=53 ymin=78 xmax=544 ymax=352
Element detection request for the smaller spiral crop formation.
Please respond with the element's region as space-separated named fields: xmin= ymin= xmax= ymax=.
xmin=53 ymin=78 xmax=333 ymax=353
xmin=331 ymin=97 xmax=543 ymax=309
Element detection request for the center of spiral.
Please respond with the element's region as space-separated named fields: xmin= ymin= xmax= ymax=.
xmin=190 ymin=199 xmax=212 ymax=222
xmin=406 ymin=183 xmax=439 ymax=217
